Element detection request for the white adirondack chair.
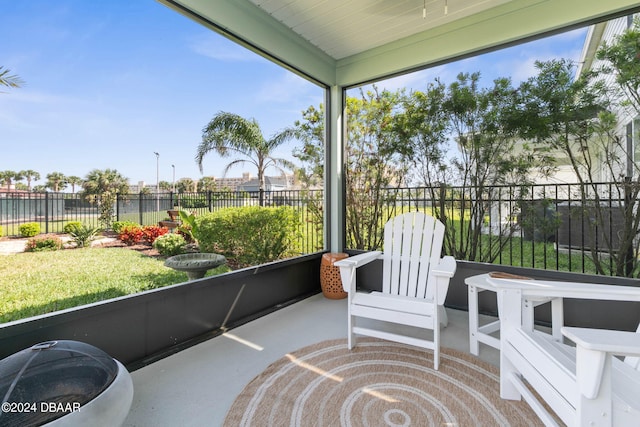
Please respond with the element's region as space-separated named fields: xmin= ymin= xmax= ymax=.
xmin=488 ymin=275 xmax=640 ymax=427
xmin=334 ymin=212 xmax=457 ymax=370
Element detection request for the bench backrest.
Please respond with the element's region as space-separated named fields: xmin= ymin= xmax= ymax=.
xmin=625 ymin=323 xmax=640 ymax=369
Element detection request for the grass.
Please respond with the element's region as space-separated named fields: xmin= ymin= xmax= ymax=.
xmin=0 ymin=247 xmax=230 ymax=324
xmin=494 ymin=237 xmax=598 ymax=274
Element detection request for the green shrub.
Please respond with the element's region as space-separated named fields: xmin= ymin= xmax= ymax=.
xmin=112 ymin=220 xmax=138 ymax=234
xmin=178 ymin=210 xmax=199 ymax=242
xmin=19 ymin=222 xmax=41 ymax=237
xmin=69 ymin=225 xmax=101 ymax=248
xmin=63 ymin=221 xmax=83 ymax=234
xmin=0 ymin=225 xmax=3 ymax=238
xmin=25 ymin=236 xmax=63 ymax=252
xmin=153 ymin=233 xmax=187 ymax=256
xmin=196 ymin=206 xmax=301 ymax=267
xmin=180 ymin=195 xmax=207 ymax=208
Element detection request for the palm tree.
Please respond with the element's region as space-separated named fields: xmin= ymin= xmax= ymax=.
xmin=20 ymin=170 xmax=40 ymax=191
xmin=0 ymin=66 xmax=23 ymax=90
xmin=66 ymin=176 xmax=83 ymax=193
xmin=46 ymin=172 xmax=67 ymax=192
xmin=176 ymin=178 xmax=197 ymax=193
xmin=198 ymin=176 xmax=217 ymax=192
xmin=0 ymin=170 xmax=21 ymax=191
xmin=159 ymin=180 xmax=173 ymax=192
xmin=82 ymin=169 xmax=129 ymax=228
xmin=196 ymin=112 xmax=296 ymax=205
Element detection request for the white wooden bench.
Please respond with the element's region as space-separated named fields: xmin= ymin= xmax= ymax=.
xmin=488 ymin=276 xmax=640 ymax=426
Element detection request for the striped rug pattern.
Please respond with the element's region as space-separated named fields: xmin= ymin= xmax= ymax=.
xmin=223 ymin=338 xmax=543 ymax=426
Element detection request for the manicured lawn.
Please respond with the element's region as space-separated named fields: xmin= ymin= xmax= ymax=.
xmin=0 ymin=247 xmax=230 ymax=324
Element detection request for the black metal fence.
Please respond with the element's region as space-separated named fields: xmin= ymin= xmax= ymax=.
xmin=1 ymin=183 xmax=635 ymax=275
xmin=374 ymin=182 xmax=634 ymax=276
xmin=0 ymin=192 xmax=101 ymax=235
xmin=0 ymin=189 xmax=324 ymax=255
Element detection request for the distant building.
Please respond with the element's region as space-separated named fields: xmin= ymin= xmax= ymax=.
xmin=129 ymin=173 xmax=299 ymax=193
xmin=0 ymin=187 xmax=40 ymax=198
xmin=212 ymin=172 xmax=253 ymax=191
xmin=237 ymin=176 xmax=289 ymax=192
xmin=129 ymin=181 xmax=152 ymax=193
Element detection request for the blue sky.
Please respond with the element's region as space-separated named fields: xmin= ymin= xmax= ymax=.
xmin=1 ymin=0 xmax=322 ymax=188
xmin=1 ymin=0 xmax=587 ymax=190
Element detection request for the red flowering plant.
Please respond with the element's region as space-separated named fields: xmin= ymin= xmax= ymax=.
xmin=118 ymin=225 xmax=144 ymax=246
xmin=141 ymin=225 xmax=169 ymax=245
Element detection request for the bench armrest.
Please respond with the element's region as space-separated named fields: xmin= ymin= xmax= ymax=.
xmin=563 ymin=326 xmax=640 ymax=399
xmin=563 ymin=327 xmax=640 ymax=358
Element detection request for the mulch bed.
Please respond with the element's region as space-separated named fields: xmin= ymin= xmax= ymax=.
xmin=99 ymin=238 xmax=161 ymax=258
xmin=96 ymin=231 xmax=162 ymax=258
xmin=1 ymin=232 xmax=245 ymax=268
xmin=0 ymin=231 xmax=161 ymax=258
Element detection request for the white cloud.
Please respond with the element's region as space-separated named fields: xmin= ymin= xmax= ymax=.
xmin=354 ymin=63 xmax=462 ymax=94
xmin=1 ymin=89 xmax=76 ymax=106
xmin=368 ymin=71 xmax=430 ymax=92
xmin=188 ymin=33 xmax=261 ymax=62
xmin=255 ymin=71 xmax=320 ymax=105
xmin=0 ymin=89 xmax=85 ymax=130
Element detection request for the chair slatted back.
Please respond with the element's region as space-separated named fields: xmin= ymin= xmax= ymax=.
xmin=381 ymin=212 xmax=445 ymax=301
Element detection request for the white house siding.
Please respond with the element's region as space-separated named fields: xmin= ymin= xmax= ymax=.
xmin=579 ymin=14 xmax=639 ymax=181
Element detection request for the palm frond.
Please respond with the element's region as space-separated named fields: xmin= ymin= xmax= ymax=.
xmin=269 ymin=127 xmax=299 ymax=148
xmin=198 ymin=111 xmax=268 ymax=174
xmin=221 ymin=159 xmax=253 ymax=178
xmin=0 ymin=66 xmax=24 ymax=89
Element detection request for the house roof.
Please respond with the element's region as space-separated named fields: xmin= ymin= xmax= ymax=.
xmin=576 ymin=21 xmax=607 ymax=76
xmin=158 ymin=0 xmax=639 ymax=87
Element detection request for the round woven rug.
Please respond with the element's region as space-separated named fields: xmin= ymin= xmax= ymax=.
xmin=223 ymin=338 xmax=543 ymax=426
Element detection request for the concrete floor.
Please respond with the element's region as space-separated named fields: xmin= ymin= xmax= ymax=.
xmin=123 ymin=293 xmax=500 ymax=427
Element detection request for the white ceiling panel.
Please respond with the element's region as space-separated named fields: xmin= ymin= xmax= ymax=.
xmin=249 ymin=0 xmax=515 ymax=59
xmin=162 ymin=0 xmax=640 ymax=86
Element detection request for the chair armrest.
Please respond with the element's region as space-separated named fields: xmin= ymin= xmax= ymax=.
xmin=431 ymin=256 xmax=457 ymax=278
xmin=430 ymin=256 xmax=456 ymax=305
xmin=334 ymin=251 xmax=382 ymax=293
xmin=334 ymin=251 xmax=382 ymax=268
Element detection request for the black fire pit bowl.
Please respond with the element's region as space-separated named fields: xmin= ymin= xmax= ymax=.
xmin=0 ymin=340 xmax=133 ymax=427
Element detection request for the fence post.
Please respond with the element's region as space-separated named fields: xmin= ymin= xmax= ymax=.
xmin=44 ymin=192 xmax=50 ymax=234
xmin=139 ymin=192 xmax=144 ymax=225
xmin=116 ymin=194 xmax=120 ymax=222
xmin=624 ymin=177 xmax=634 ymax=277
